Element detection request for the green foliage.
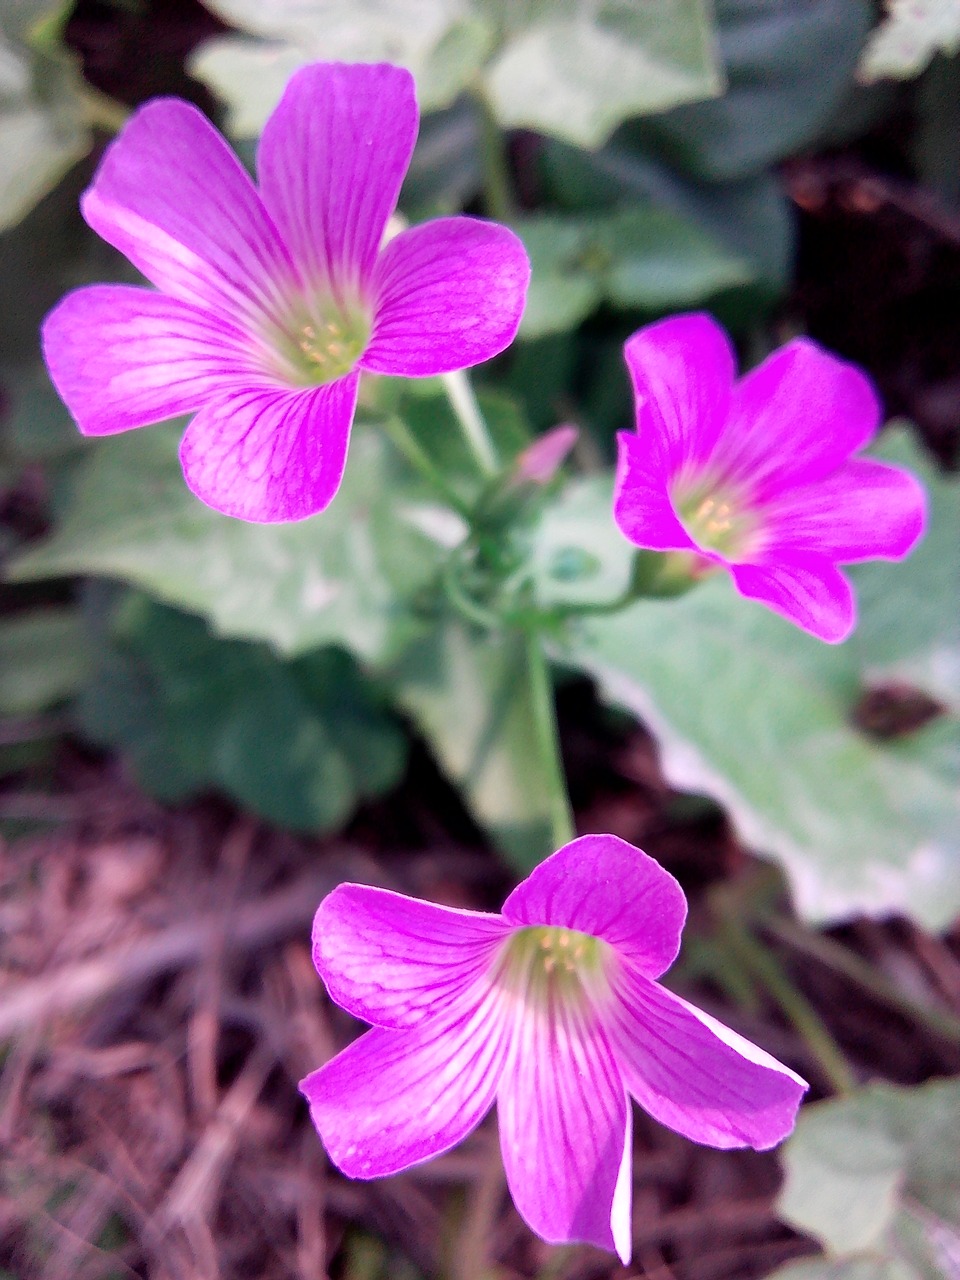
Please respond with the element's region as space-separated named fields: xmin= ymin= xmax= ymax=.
xmin=398 ymin=101 xmax=482 ymax=218
xmin=78 ymin=593 xmax=407 ymax=832
xmin=479 ymin=0 xmax=722 ymax=148
xmin=9 ymin=420 xmax=444 ymax=666
xmin=851 ymin=431 xmax=960 ymax=714
xmin=1 ymin=362 xmax=82 ymax=464
xmin=859 ymin=1 xmax=960 ymax=83
xmin=634 ymin=0 xmax=873 ymax=182
xmin=769 ymin=1078 xmax=960 ymax=1279
xmin=0 ymin=2 xmax=91 ymax=231
xmin=387 ymin=619 xmax=553 ymax=865
xmin=193 ymin=0 xmax=491 ymax=130
xmin=517 ymin=208 xmax=754 ymax=339
xmin=0 ymin=608 xmax=90 ymax=715
xmin=191 ymin=0 xmax=722 ymax=147
xmin=538 ymin=0 xmax=874 ymax=294
xmin=512 ymin=474 xmax=633 ymax=611
xmin=550 ymin=435 xmax=960 ymax=929
xmin=540 ymin=140 xmax=793 ymax=296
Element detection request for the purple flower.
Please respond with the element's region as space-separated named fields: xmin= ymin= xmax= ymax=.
xmin=42 ymin=63 xmax=529 ymax=523
xmin=613 ymin=314 xmax=926 ymax=641
xmin=301 ymin=835 xmax=806 ymax=1261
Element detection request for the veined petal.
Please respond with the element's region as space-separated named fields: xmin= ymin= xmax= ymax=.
xmin=502 ymin=835 xmax=687 ymax=980
xmin=606 ymin=965 xmax=806 ymax=1151
xmin=760 ymin=457 xmax=927 ymax=563
xmin=313 ymin=884 xmax=512 ymax=1030
xmin=42 ymin=284 xmax=261 ymax=436
xmin=623 ymin=313 xmax=735 ymax=479
xmin=301 ymin=981 xmax=511 ymax=1179
xmin=81 ymin=99 xmax=294 ymax=328
xmin=497 ymin=987 xmax=632 ymax=1262
xmin=258 ymin=62 xmax=417 ymax=299
xmin=715 ymin=339 xmax=881 ymax=500
xmin=179 ymin=373 xmax=359 ymax=522
xmin=731 ymin=555 xmax=855 ymax=643
xmin=360 ymin=218 xmax=530 ymax=376
xmin=613 ymin=431 xmax=699 ymax=553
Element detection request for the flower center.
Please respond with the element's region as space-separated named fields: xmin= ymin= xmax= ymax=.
xmin=271 ymin=300 xmax=371 ymax=388
xmin=500 ymin=924 xmax=610 ymax=1006
xmin=674 ymin=479 xmax=760 ymax=560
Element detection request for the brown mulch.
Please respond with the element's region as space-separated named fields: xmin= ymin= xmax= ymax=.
xmin=3 ymin=726 xmax=960 ymax=1280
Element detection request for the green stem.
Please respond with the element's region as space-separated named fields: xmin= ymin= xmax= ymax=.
xmin=765 ymin=916 xmax=960 ymax=1050
xmin=379 ymin=414 xmax=473 ymax=519
xmin=525 ymin=631 xmax=575 ymax=851
xmin=474 ymin=88 xmax=515 ymax=223
xmin=553 ymin=552 xmax=702 ymax=622
xmin=556 ymin=586 xmax=638 ymax=620
xmin=718 ymin=907 xmax=856 ymax=1096
xmin=442 ymin=552 xmax=502 ymax=631
xmin=442 ymin=370 xmax=499 ymax=477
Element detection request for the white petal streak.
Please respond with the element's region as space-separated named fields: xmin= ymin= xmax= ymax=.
xmin=497 ymin=986 xmax=632 ymax=1260
xmin=606 ymin=963 xmax=807 ymax=1151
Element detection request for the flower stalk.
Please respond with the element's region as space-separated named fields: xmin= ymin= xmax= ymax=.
xmin=473 ymin=87 xmax=516 ymax=224
xmin=442 ymin=369 xmax=500 ymax=477
xmin=525 ymin=630 xmax=576 ymax=851
xmin=379 ymin=412 xmax=473 ymax=520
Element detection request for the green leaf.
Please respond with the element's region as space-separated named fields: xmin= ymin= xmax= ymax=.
xmin=632 ymin=0 xmax=874 ymax=182
xmin=849 ymin=431 xmax=960 ymax=714
xmin=191 ymin=0 xmax=492 ymax=136
xmin=399 ymin=101 xmax=482 ymax=219
xmin=766 ymin=1261 xmax=916 ymax=1280
xmin=187 ymin=39 xmax=304 ymax=139
xmin=0 ymin=608 xmax=90 ymax=715
xmin=482 ymin=0 xmax=723 ymax=148
xmin=556 ymin=470 xmax=960 ymax=927
xmin=192 ymin=0 xmax=722 ymax=148
xmin=78 ymin=594 xmax=407 ymax=832
xmin=517 ymin=208 xmax=753 ymax=339
xmin=515 ymin=217 xmax=602 ymax=338
xmin=0 ymin=14 xmax=90 ymax=232
xmin=9 ymin=421 xmax=444 ymax=666
xmin=513 ymin=474 xmax=635 ymax=610
xmin=1 ymin=361 xmax=84 ymax=465
xmin=859 ymin=0 xmax=960 ymax=83
xmin=540 ymin=140 xmax=794 ymax=293
xmin=770 ymin=1079 xmax=960 ymax=1279
xmin=388 ymin=619 xmax=553 ymax=866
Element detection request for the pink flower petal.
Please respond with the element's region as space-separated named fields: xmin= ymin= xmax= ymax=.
xmin=81 ymin=99 xmax=294 ymax=328
xmin=313 ymin=884 xmax=512 ymax=1030
xmin=623 ymin=313 xmax=735 ymax=479
xmin=497 ymin=991 xmax=632 ymax=1262
xmin=360 ymin=218 xmax=530 ymax=376
xmin=761 ymin=457 xmax=927 ymax=563
xmin=501 ymin=835 xmax=687 ymax=980
xmin=300 ymin=984 xmax=511 ymax=1179
xmin=257 ymin=62 xmax=417 ymax=298
xmin=42 ymin=284 xmax=261 ymax=436
xmin=714 ymin=339 xmax=881 ymax=501
xmin=613 ymin=430 xmax=699 ymax=553
xmin=178 ymin=373 xmax=359 ymax=522
xmin=730 ymin=555 xmax=855 ymax=643
xmin=606 ymin=965 xmax=806 ymax=1150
